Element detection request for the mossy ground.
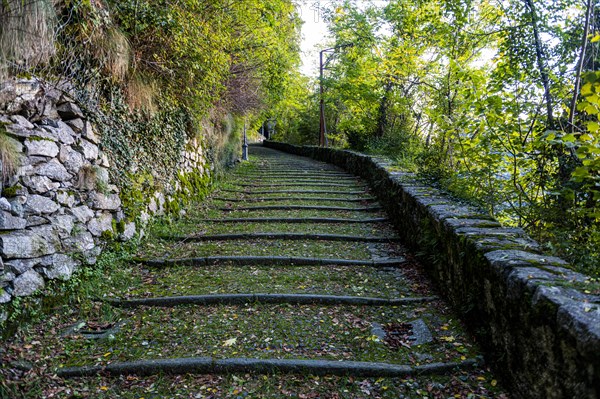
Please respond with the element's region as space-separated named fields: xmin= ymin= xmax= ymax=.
xmin=0 ymin=146 xmax=509 ymax=398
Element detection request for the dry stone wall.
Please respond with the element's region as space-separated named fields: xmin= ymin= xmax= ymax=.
xmin=0 ymin=78 xmax=209 ymax=309
xmin=264 ymin=140 xmax=600 ymax=399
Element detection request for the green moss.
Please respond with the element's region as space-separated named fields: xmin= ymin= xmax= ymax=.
xmin=2 ymin=184 xmax=22 ymax=197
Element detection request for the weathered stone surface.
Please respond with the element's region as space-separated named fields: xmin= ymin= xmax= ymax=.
xmin=41 ymin=254 xmax=79 ymax=280
xmin=51 ymin=214 xmax=74 ymax=238
xmin=26 ymin=216 xmax=49 ymax=227
xmin=0 ymin=289 xmax=11 ymax=303
xmin=0 ymin=229 xmax=57 ymax=259
xmin=7 ymin=197 xmax=25 ymax=217
xmin=90 ymin=192 xmax=121 ymax=210
xmin=99 ymin=152 xmax=110 ymax=167
xmin=1 ymin=271 xmax=15 ymax=284
xmin=24 ymin=138 xmax=59 ymax=157
xmin=59 ymin=144 xmax=85 ymax=174
xmin=87 ymin=212 xmax=113 ymax=237
xmin=63 ymin=229 xmax=95 ymax=253
xmin=65 ymin=118 xmax=84 ymax=133
xmin=83 ymin=121 xmax=98 ymax=144
xmin=0 ymin=211 xmax=27 ymax=230
xmin=13 ymin=269 xmax=44 ymax=297
xmin=56 ymin=102 xmax=83 ymax=120
xmin=5 ymin=258 xmax=38 ymax=274
xmin=79 ymin=139 xmax=99 ymax=160
xmin=25 ymin=195 xmax=60 ymax=215
xmin=69 ymin=205 xmax=94 ymax=223
xmin=56 ymin=191 xmax=76 ymax=208
xmin=22 ymin=175 xmax=60 ymax=193
xmin=0 ymin=198 xmax=11 ymax=211
xmin=35 ymin=159 xmax=71 ymax=181
xmin=119 ymin=222 xmax=136 ymax=241
xmin=41 ymin=122 xmax=76 ymax=145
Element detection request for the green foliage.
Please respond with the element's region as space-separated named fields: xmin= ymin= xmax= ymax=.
xmin=0 ymin=126 xmax=20 ymax=184
xmin=277 ymin=0 xmax=599 ymax=276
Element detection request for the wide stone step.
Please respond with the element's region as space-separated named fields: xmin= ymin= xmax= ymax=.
xmin=220 ymin=189 xmax=370 ymax=195
xmin=232 ymin=172 xmax=354 ymax=178
xmin=57 ymin=357 xmax=478 ymax=378
xmin=195 ymin=217 xmax=388 ymax=223
xmin=160 ymin=232 xmax=400 ymax=242
xmin=139 ymin=256 xmax=407 ymax=268
xmin=107 ymin=293 xmax=436 ymax=307
xmin=220 ymin=205 xmax=381 ymax=212
xmin=213 ymin=197 xmax=376 ymax=203
xmin=236 ymin=183 xmax=366 ymax=188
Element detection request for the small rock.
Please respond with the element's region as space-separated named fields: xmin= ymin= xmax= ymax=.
xmin=22 ymin=175 xmax=60 ymax=194
xmin=63 ymin=229 xmax=95 ymax=253
xmin=24 ymin=138 xmax=59 ymax=157
xmin=0 ymin=198 xmax=11 ymax=211
xmin=119 ymin=222 xmax=136 ymax=241
xmin=90 ymin=192 xmax=121 ymax=211
xmin=26 ymin=216 xmax=49 ymax=227
xmin=5 ymin=258 xmax=38 ymax=274
xmin=0 ymin=289 xmax=11 ymax=304
xmin=56 ymin=191 xmax=76 ymax=208
xmin=59 ymin=144 xmax=85 ymax=174
xmin=10 ymin=360 xmax=34 ymax=371
xmin=35 ymin=159 xmax=71 ymax=181
xmin=99 ymin=152 xmax=110 ymax=167
xmin=10 ymin=114 xmax=34 ymax=129
xmin=87 ymin=213 xmax=113 ymax=237
xmin=0 ymin=211 xmax=27 ymax=230
xmin=83 ymin=121 xmax=98 ymax=144
xmin=1 ymin=271 xmax=15 ymax=283
xmin=13 ymin=269 xmax=44 ymax=296
xmin=56 ymin=102 xmax=83 ymax=120
xmin=41 ymin=254 xmax=79 ymax=280
xmin=25 ymin=194 xmax=60 ymax=215
xmin=78 ymin=139 xmax=99 ymax=160
xmin=70 ymin=205 xmax=94 ymax=223
xmin=0 ymin=229 xmax=57 ymax=259
xmin=52 ymin=214 xmax=75 ymax=237
xmin=65 ymin=118 xmax=85 ymax=133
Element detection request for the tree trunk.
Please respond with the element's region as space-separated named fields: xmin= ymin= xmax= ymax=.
xmin=524 ymin=0 xmax=554 ymax=128
xmin=568 ymin=0 xmax=593 ymax=133
xmin=375 ymin=80 xmax=394 ymax=138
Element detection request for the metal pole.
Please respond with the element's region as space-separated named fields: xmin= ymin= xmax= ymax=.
xmin=242 ymin=120 xmax=248 ymax=161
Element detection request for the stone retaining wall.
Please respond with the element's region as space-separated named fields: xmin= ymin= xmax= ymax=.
xmin=263 ymin=140 xmax=600 ymax=399
xmin=0 ymin=78 xmax=208 ymax=309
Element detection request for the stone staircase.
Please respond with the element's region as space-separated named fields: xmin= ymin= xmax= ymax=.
xmin=13 ymin=145 xmax=507 ymax=397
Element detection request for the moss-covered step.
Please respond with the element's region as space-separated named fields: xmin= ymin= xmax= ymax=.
xmin=234 ymin=183 xmax=367 ymax=188
xmin=219 ymin=189 xmax=370 ymax=195
xmin=49 ymin=303 xmax=479 ymax=368
xmin=139 ymin=256 xmax=407 ymax=268
xmin=212 ymin=197 xmax=376 ymax=203
xmin=219 ymin=205 xmax=382 ymax=212
xmin=189 ymin=217 xmax=388 ymax=223
xmin=106 ymin=294 xmax=437 ymax=308
xmin=148 ymin=221 xmax=393 ymax=238
xmin=116 ymin=264 xmax=415 ymax=299
xmin=159 ymin=233 xmax=400 ymax=243
xmin=57 ymin=356 xmax=479 ymax=378
xmin=137 ymin=238 xmax=374 ymax=259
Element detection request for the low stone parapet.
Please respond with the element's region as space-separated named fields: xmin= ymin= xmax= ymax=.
xmin=263 ymin=140 xmax=600 ymax=399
